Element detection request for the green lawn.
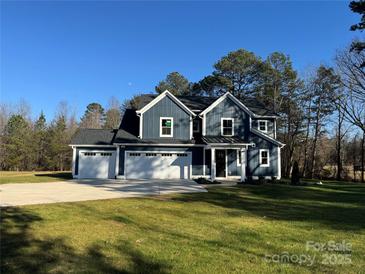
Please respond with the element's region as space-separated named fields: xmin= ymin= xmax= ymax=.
xmin=1 ymin=182 xmax=364 ymax=273
xmin=0 ymin=171 xmax=72 ymax=184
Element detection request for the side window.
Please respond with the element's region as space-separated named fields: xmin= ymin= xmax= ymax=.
xmin=221 ymin=118 xmax=234 ymax=136
xmin=160 ymin=117 xmax=173 ymax=137
xmin=259 ymin=149 xmax=270 ymax=167
xmin=258 ymin=120 xmax=268 ymax=133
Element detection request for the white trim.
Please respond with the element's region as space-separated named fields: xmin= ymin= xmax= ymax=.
xmin=211 ymin=148 xmax=216 ymax=181
xmin=249 ymin=116 xmax=252 ymax=131
xmin=138 ymin=113 xmax=143 ymax=138
xmin=203 ymin=147 xmax=206 ymax=176
xmin=115 ymin=146 xmax=120 ymax=178
xmin=202 ymin=113 xmax=206 ymax=136
xmin=221 ymin=118 xmax=234 ymax=137
xmin=69 ymin=144 xmax=116 ymax=147
xmin=251 ymin=128 xmax=285 ymax=147
xmin=136 ymin=90 xmax=196 ymax=116
xmin=160 ymin=117 xmax=174 ymax=137
xmin=190 ymin=116 xmax=193 ymax=139
xmin=237 ymin=150 xmax=241 ymax=166
xmin=113 ymin=143 xmax=206 ymax=147
xmin=205 ymin=143 xmax=253 ymax=147
xmin=257 ymin=120 xmax=268 ymax=133
xmin=72 ymin=147 xmax=76 ymax=177
xmin=259 ymin=149 xmax=270 ymax=167
xmin=240 ymin=148 xmax=246 ymax=182
xmin=199 ymin=92 xmax=277 ymax=118
xmin=277 ymin=147 xmax=281 ymax=179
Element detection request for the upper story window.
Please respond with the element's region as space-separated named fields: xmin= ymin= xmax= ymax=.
xmin=193 ymin=119 xmax=201 ymax=133
xmin=259 ymin=149 xmax=270 ymax=167
xmin=160 ymin=117 xmax=173 ymax=137
xmin=258 ymin=120 xmax=268 ymax=133
xmin=221 ymin=118 xmax=234 ymax=136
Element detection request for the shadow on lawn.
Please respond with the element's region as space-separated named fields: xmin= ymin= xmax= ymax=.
xmin=172 ymin=184 xmax=365 ymax=231
xmin=1 ymin=207 xmax=169 ymax=274
xmin=35 ymin=172 xmax=72 ymax=180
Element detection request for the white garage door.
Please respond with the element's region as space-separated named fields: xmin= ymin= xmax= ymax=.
xmin=125 ymin=151 xmax=191 ymax=179
xmin=79 ymin=151 xmax=116 ymax=179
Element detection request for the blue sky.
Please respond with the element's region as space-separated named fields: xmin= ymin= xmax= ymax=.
xmin=0 ymin=1 xmax=359 ymax=120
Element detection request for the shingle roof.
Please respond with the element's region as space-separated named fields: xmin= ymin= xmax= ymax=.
xmin=202 ymin=136 xmax=249 ymax=145
xmin=133 ymin=94 xmax=277 ymax=116
xmin=70 ymin=129 xmax=116 ymax=145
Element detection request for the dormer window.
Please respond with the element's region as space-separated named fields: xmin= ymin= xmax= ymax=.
xmin=221 ymin=118 xmax=234 ymax=136
xmin=160 ymin=117 xmax=173 ymax=137
xmin=258 ymin=120 xmax=268 ymax=133
xmin=193 ymin=119 xmax=201 ymax=133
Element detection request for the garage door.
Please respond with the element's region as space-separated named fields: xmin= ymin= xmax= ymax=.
xmin=78 ymin=151 xmax=116 ymax=179
xmin=125 ymin=152 xmax=191 ymax=179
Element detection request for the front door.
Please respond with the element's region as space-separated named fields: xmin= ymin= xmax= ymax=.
xmin=215 ymin=149 xmax=226 ymax=177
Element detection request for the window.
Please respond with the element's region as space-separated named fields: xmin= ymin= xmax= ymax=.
xmin=177 ymin=153 xmax=188 ymax=157
xmin=129 ymin=153 xmax=141 ymax=157
xmin=161 ymin=153 xmax=173 ymax=157
xmin=221 ymin=118 xmax=234 ymax=136
xmin=258 ymin=120 xmax=268 ymax=133
xmin=193 ymin=119 xmax=200 ymax=133
xmin=146 ymin=153 xmax=157 ymax=157
xmin=160 ymin=117 xmax=173 ymax=137
xmin=259 ymin=149 xmax=270 ymax=167
xmin=100 ymin=152 xmax=112 ymax=156
xmin=84 ymin=152 xmax=96 ymax=156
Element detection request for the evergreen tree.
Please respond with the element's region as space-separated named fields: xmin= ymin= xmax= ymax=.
xmin=80 ymin=103 xmax=105 ymax=129
xmin=34 ymin=111 xmax=48 ymax=169
xmin=3 ymin=115 xmax=33 ymax=170
xmin=155 ymin=72 xmax=191 ymax=95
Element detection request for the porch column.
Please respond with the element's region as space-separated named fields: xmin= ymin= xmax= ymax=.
xmin=240 ymin=148 xmax=246 ymax=182
xmin=115 ymin=145 xmax=120 ymax=178
xmin=72 ymin=146 xmax=76 ymax=178
xmin=211 ymin=148 xmax=216 ymax=181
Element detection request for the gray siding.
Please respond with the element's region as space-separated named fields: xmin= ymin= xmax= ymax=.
xmin=205 ymin=97 xmax=249 ymax=139
xmin=252 ymin=118 xmax=275 ymax=138
xmin=247 ymin=134 xmax=279 ymax=177
xmin=123 ymin=145 xmax=204 ymax=176
xmin=142 ymin=96 xmax=191 ymax=140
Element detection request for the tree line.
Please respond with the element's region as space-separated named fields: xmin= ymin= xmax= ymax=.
xmin=1 ymin=1 xmax=364 ymax=182
xmin=0 ymin=98 xmax=122 ymax=171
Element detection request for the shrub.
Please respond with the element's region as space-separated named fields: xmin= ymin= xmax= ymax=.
xmin=291 ymin=161 xmax=300 ymax=185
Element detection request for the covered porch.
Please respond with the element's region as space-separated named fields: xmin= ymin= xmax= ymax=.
xmin=202 ymin=136 xmax=254 ymax=182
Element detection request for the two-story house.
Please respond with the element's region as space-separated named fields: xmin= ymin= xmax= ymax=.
xmin=70 ymin=90 xmax=284 ymax=181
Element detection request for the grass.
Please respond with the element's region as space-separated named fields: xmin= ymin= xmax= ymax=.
xmin=1 ymin=182 xmax=365 ymax=273
xmin=0 ymin=171 xmax=72 ymax=184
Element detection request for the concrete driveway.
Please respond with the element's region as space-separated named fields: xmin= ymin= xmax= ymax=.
xmin=0 ymin=179 xmax=207 ymax=207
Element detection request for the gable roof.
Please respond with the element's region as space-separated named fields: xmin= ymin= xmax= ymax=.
xmin=136 ymin=90 xmax=196 ymax=116
xmin=132 ymin=93 xmax=277 ymax=117
xmin=251 ymin=128 xmax=285 ymax=147
xmin=199 ymin=92 xmax=277 ymax=118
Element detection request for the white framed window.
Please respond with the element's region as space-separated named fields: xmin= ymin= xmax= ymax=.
xmin=259 ymin=149 xmax=270 ymax=167
xmin=193 ymin=119 xmax=200 ymax=133
xmin=160 ymin=117 xmax=173 ymax=137
xmin=221 ymin=118 xmax=234 ymax=136
xmin=258 ymin=120 xmax=268 ymax=133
